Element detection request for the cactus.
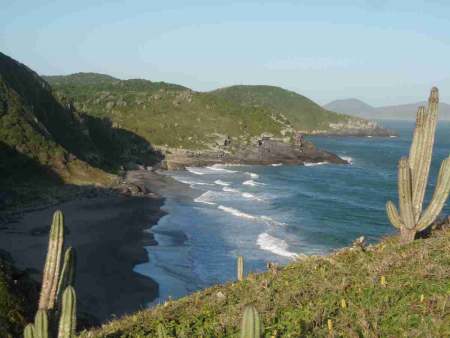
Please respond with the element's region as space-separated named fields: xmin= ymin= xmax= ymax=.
xmin=34 ymin=310 xmax=49 ymax=338
xmin=56 ymin=247 xmax=76 ymax=306
xmin=39 ymin=210 xmax=64 ymax=310
xmin=57 ymin=286 xmax=77 ymax=338
xmin=240 ymin=305 xmax=262 ymax=338
xmin=237 ymin=256 xmax=244 ymax=281
xmin=386 ymin=87 xmax=450 ymax=243
xmin=157 ymin=323 xmax=168 ymax=338
xmin=24 ymin=324 xmax=35 ymax=338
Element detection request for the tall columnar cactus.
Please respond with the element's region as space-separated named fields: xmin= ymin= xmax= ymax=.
xmin=240 ymin=305 xmax=263 ymax=338
xmin=57 ymin=286 xmax=77 ymax=338
xmin=39 ymin=210 xmax=65 ymax=310
xmin=386 ymin=87 xmax=450 ymax=243
xmin=237 ymin=256 xmax=244 ymax=281
xmin=56 ymin=247 xmax=76 ymax=306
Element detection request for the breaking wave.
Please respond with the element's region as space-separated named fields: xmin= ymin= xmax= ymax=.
xmin=243 ymin=180 xmax=266 ymax=186
xmin=217 ymin=205 xmax=257 ymax=220
xmin=304 ymin=162 xmax=328 ymax=167
xmin=257 ymin=233 xmax=298 ymax=259
xmin=194 ymin=191 xmax=218 ymax=205
xmin=214 ymin=179 xmax=230 ymax=186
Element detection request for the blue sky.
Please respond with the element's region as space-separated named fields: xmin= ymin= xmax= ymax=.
xmin=1 ymin=0 xmax=450 ymax=105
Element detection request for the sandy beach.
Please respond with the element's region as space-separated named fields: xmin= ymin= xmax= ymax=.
xmin=0 ymin=172 xmax=170 ymax=323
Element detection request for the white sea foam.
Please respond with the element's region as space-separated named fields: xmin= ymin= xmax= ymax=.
xmin=223 ymin=187 xmax=239 ymax=193
xmin=194 ymin=191 xmax=218 ymax=205
xmin=206 ymin=165 xmax=237 ymax=173
xmin=367 ymin=135 xmax=373 ymax=138
xmin=257 ymin=233 xmax=298 ymax=259
xmin=243 ymin=180 xmax=266 ymax=186
xmin=242 ymin=192 xmax=263 ymax=201
xmin=260 ymin=215 xmax=286 ymax=226
xmin=177 ymin=179 xmax=214 ymax=186
xmin=271 ymin=163 xmax=282 ymax=167
xmin=186 ymin=167 xmax=206 ymax=175
xmin=246 ymin=172 xmax=259 ymax=179
xmin=304 ymin=162 xmax=328 ymax=167
xmin=390 ymin=135 xmax=397 ymax=138
xmin=340 ymin=156 xmax=353 ymax=165
xmin=218 ymin=205 xmax=256 ymax=219
xmin=214 ymin=179 xmax=230 ymax=186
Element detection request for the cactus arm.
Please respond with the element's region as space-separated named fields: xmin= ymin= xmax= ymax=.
xmin=56 ymin=247 xmax=76 ymax=306
xmin=386 ymin=201 xmax=403 ymax=229
xmin=34 ymin=310 xmax=48 ymax=338
xmin=39 ymin=210 xmax=64 ymax=310
xmin=417 ymin=156 xmax=450 ymax=231
xmin=57 ymin=286 xmax=77 ymax=338
xmin=240 ymin=305 xmax=262 ymax=338
xmin=409 ymin=106 xmax=426 ymax=191
xmin=398 ymin=158 xmax=415 ymax=229
xmin=24 ymin=324 xmax=35 ymax=338
xmin=411 ymin=88 xmax=439 ymax=220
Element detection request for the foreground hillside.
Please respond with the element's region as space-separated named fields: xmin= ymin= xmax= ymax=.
xmin=44 ymin=74 xmax=391 ymax=152
xmin=82 ymin=228 xmax=450 ymax=337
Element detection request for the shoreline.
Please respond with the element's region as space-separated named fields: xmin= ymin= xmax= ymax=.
xmin=0 ymin=173 xmax=170 ymax=323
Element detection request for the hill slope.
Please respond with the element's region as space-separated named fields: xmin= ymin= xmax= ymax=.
xmin=44 ymin=76 xmax=391 ymax=152
xmin=83 ymin=228 xmax=450 ymax=337
xmin=0 ymin=53 xmax=161 ymax=209
xmin=325 ymin=98 xmax=450 ymax=120
xmin=211 ymin=85 xmax=377 ymax=133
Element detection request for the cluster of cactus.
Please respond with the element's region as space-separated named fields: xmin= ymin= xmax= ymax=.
xmin=23 ymin=210 xmax=77 ymax=338
xmin=386 ymin=87 xmax=450 ymax=243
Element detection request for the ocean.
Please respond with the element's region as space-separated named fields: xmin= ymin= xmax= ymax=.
xmin=134 ymin=120 xmax=450 ymax=305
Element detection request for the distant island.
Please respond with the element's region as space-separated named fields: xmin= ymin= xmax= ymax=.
xmin=324 ymin=98 xmax=450 ymax=120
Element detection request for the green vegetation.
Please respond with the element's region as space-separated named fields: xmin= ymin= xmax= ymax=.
xmin=0 ymin=52 xmax=163 ymax=210
xmin=82 ymin=229 xmax=450 ymax=337
xmin=211 ymin=85 xmax=355 ymax=131
xmin=44 ymin=74 xmax=376 ymax=151
xmin=386 ymin=88 xmax=450 ymax=243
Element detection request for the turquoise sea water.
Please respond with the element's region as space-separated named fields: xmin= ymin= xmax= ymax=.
xmin=135 ymin=121 xmax=450 ymax=304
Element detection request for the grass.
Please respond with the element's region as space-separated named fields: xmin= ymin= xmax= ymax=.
xmin=81 ymin=228 xmax=450 ymax=337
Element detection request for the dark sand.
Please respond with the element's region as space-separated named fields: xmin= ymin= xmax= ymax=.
xmin=0 ymin=172 xmax=169 ymax=323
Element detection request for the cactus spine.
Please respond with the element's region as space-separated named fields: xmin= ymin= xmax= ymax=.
xmin=57 ymin=286 xmax=77 ymax=338
xmin=39 ymin=210 xmax=64 ymax=310
xmin=240 ymin=305 xmax=262 ymax=338
xmin=237 ymin=256 xmax=244 ymax=281
xmin=386 ymin=87 xmax=450 ymax=243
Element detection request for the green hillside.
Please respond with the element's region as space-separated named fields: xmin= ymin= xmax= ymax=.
xmin=210 ymin=85 xmax=358 ymax=131
xmin=83 ymin=228 xmax=450 ymax=337
xmin=44 ymin=74 xmax=287 ymax=150
xmin=0 ymin=53 xmax=161 ymax=209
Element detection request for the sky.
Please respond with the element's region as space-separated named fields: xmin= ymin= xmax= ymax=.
xmin=1 ymin=0 xmax=450 ymax=106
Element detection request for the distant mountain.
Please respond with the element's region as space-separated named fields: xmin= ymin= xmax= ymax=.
xmin=324 ymin=98 xmax=450 ymax=120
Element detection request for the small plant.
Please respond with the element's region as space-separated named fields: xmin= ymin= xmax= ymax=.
xmin=237 ymin=256 xmax=244 ymax=281
xmin=240 ymin=305 xmax=262 ymax=338
xmin=386 ymin=87 xmax=450 ymax=243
